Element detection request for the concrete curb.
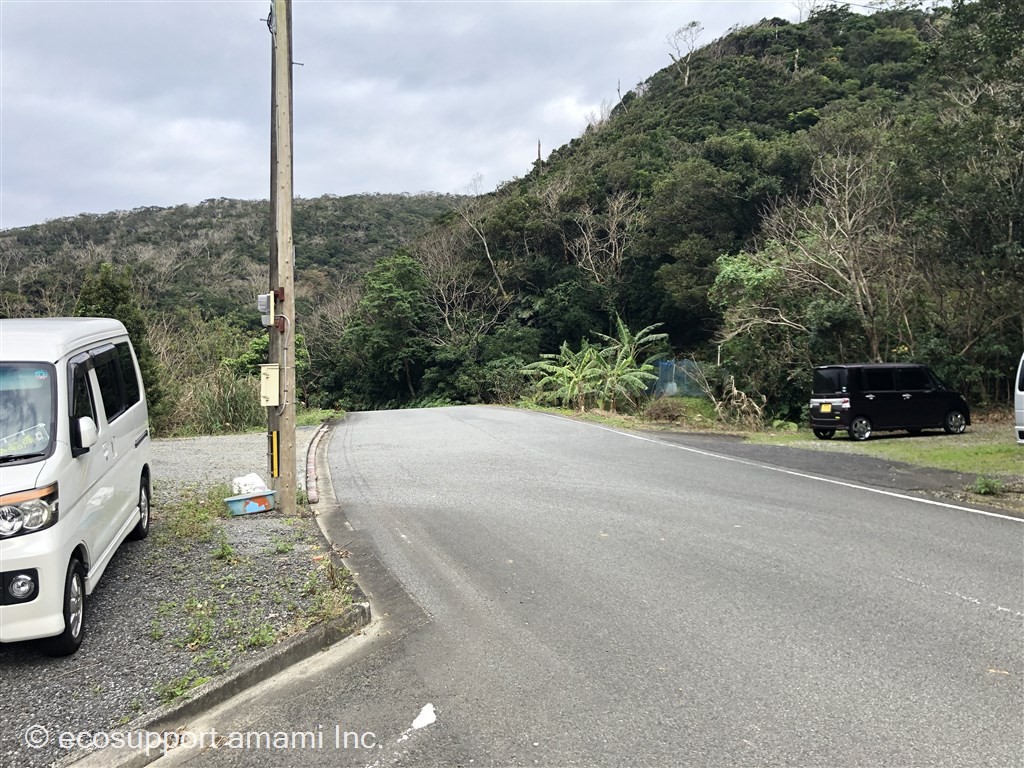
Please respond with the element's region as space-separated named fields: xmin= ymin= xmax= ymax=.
xmin=64 ymin=420 xmax=370 ymax=768
xmin=305 ymin=421 xmax=330 ymax=504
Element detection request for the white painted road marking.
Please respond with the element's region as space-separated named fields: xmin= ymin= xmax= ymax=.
xmin=892 ymin=574 xmax=1024 ymax=619
xmin=365 ymin=704 xmax=438 ymax=768
xmin=555 ymin=416 xmax=1023 ymax=523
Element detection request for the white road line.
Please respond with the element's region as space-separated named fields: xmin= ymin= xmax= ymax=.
xmin=892 ymin=574 xmax=1024 ymax=618
xmin=553 ymin=415 xmax=1023 ymax=523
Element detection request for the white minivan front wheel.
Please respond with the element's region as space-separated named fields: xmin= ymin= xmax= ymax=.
xmin=41 ymin=558 xmax=85 ymax=657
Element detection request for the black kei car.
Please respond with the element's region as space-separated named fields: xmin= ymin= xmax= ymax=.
xmin=809 ymin=363 xmax=971 ymax=441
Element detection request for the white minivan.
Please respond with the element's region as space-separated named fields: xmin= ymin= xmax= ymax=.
xmin=0 ymin=318 xmax=151 ymax=655
xmin=1015 ymin=352 xmax=1024 ymax=445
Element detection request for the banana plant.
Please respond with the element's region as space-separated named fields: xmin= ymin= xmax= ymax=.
xmin=522 ymin=341 xmax=604 ymax=411
xmin=524 ymin=316 xmax=669 ymax=413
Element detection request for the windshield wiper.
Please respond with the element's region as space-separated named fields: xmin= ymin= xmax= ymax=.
xmin=0 ymin=452 xmax=46 ymax=464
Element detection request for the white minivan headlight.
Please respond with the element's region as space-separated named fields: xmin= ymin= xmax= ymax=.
xmin=0 ymin=484 xmax=59 ymax=539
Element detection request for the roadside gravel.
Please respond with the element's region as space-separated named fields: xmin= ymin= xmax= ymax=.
xmin=0 ymin=425 xmax=356 ymax=768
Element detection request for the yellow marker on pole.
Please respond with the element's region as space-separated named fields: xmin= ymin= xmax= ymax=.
xmin=269 ymin=431 xmax=280 ymax=478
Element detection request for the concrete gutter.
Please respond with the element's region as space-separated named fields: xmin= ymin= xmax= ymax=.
xmin=62 ymin=420 xmax=370 ymax=768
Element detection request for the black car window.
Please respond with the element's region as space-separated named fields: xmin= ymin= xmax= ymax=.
xmin=813 ymin=369 xmax=846 ymax=394
xmin=898 ymin=367 xmax=930 ymax=390
xmin=863 ymin=368 xmax=895 ymax=391
xmin=115 ymin=342 xmax=141 ymax=406
xmin=91 ymin=347 xmax=126 ymax=422
xmin=71 ymin=364 xmax=95 ymax=421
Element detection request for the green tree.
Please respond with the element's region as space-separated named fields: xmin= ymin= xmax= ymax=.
xmin=324 ymin=252 xmax=431 ymax=409
xmin=74 ymin=263 xmax=166 ymax=428
xmin=223 ymin=332 xmax=312 ymax=402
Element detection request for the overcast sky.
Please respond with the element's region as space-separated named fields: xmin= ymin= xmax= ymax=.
xmin=1 ymin=0 xmax=804 ymax=230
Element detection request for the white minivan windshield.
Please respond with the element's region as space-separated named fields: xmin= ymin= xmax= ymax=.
xmin=0 ymin=363 xmax=55 ymax=461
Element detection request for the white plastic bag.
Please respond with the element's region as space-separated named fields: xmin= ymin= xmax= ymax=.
xmin=232 ymin=473 xmax=268 ymax=495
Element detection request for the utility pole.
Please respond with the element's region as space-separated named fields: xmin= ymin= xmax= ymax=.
xmin=267 ymin=0 xmax=296 ymax=517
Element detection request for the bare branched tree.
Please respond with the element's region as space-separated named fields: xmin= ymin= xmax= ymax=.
xmin=452 ymin=175 xmax=507 ymax=296
xmin=583 ymin=99 xmax=615 ymax=134
xmin=666 ymin=20 xmax=704 ymax=87
xmin=564 ymin=191 xmax=646 ymax=311
xmin=734 ymin=148 xmax=919 ymax=361
xmin=411 ymin=227 xmax=513 ymax=349
xmin=304 ymin=286 xmax=360 ymax=344
xmin=793 ymin=0 xmax=824 ymax=22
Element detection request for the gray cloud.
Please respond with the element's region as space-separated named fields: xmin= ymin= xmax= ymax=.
xmin=1 ymin=0 xmax=797 ymax=229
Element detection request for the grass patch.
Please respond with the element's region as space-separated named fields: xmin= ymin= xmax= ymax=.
xmin=146 ymin=480 xmax=363 ymax=708
xmin=520 ymin=400 xmax=718 ymax=432
xmin=522 ymin=397 xmax=736 ymax=435
xmin=211 ymin=531 xmax=236 ymax=561
xmin=517 ymin=403 xmax=635 ymax=429
xmin=748 ymin=425 xmax=1022 ymax=478
xmin=297 ymin=407 xmax=344 ymax=427
xmin=244 ymin=623 xmax=277 ymax=649
xmin=265 ymin=536 xmax=295 ymax=555
xmin=155 ymin=670 xmax=212 ymax=704
xmin=157 ymin=483 xmax=231 ymax=544
xmin=175 ymin=598 xmax=216 ymax=651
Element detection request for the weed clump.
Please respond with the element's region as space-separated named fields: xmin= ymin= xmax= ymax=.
xmin=970 ymin=475 xmax=1004 ymax=496
xmin=644 ymin=397 xmax=687 ymax=423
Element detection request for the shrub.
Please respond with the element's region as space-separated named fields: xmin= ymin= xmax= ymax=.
xmin=969 ymin=476 xmax=1004 ymax=496
xmin=644 ymin=397 xmax=687 ymax=423
xmin=170 ymin=368 xmax=263 ymax=435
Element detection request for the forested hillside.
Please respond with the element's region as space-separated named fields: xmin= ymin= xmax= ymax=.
xmin=314 ymin=1 xmax=1020 ymax=414
xmin=0 ymin=193 xmax=457 ymax=321
xmin=2 ymin=0 xmax=1021 ymax=428
xmin=0 ymin=194 xmax=457 ymax=431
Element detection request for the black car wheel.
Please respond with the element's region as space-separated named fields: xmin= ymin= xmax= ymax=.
xmin=127 ymin=476 xmax=150 ymax=541
xmin=943 ymin=410 xmax=967 ymax=435
xmin=849 ymin=416 xmax=872 ymax=441
xmin=813 ymin=429 xmax=836 ymax=440
xmin=41 ymin=558 xmax=85 ymax=657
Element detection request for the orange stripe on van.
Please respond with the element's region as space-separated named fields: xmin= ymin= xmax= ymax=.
xmin=0 ymin=483 xmax=57 ymax=505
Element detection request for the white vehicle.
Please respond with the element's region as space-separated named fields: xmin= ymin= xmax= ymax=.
xmin=1015 ymin=352 xmax=1024 ymax=445
xmin=0 ymin=318 xmax=151 ymax=655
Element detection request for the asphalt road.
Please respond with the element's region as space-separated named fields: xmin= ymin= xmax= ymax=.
xmin=151 ymin=406 xmax=1023 ymax=767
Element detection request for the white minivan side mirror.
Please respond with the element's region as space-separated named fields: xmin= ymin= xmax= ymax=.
xmin=75 ymin=416 xmax=98 ymax=456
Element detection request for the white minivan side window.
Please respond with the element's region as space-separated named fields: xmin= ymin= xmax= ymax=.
xmin=88 ymin=342 xmax=143 ymax=424
xmin=68 ymin=354 xmax=96 ymax=457
xmin=115 ymin=342 xmax=141 ymax=407
xmin=92 ymin=348 xmax=125 ymax=422
xmin=71 ymin=364 xmax=95 ymax=422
